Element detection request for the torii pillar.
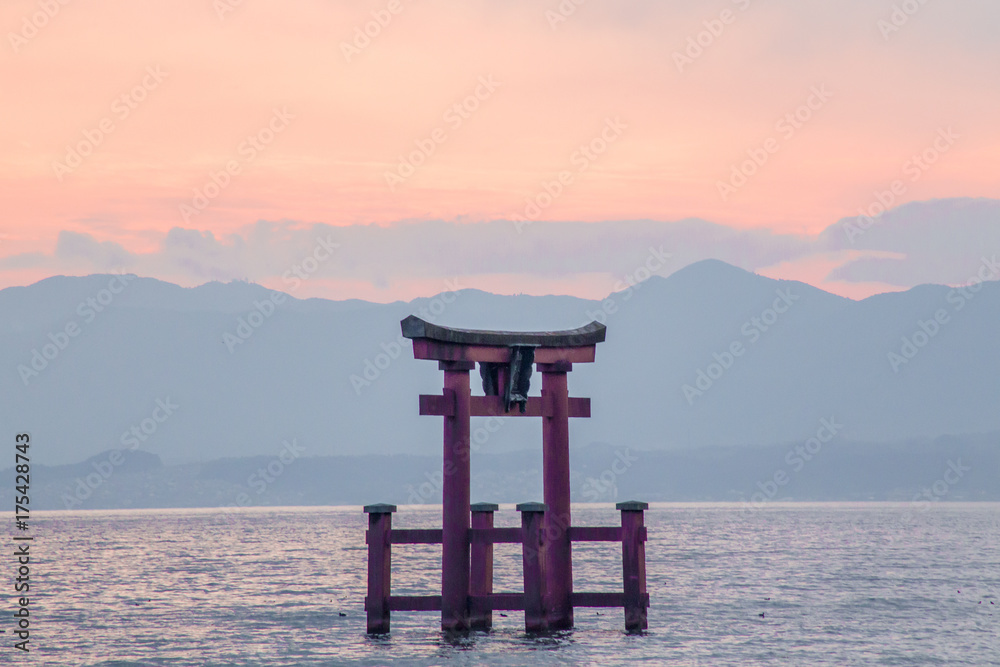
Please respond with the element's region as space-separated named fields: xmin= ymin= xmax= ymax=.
xmin=539 ymin=359 xmax=573 ymax=628
xmin=401 ymin=315 xmax=605 ymax=632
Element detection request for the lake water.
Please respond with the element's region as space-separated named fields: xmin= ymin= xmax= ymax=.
xmin=17 ymin=503 xmax=1000 ymax=666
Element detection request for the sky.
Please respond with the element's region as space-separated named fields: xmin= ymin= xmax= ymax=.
xmin=1 ymin=0 xmax=998 ymax=302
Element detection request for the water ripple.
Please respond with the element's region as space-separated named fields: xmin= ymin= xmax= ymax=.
xmin=20 ymin=503 xmax=1000 ymax=666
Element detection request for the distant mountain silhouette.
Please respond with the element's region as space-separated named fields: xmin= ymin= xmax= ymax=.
xmin=4 ymin=436 xmax=997 ymax=510
xmin=1 ymin=259 xmax=998 ymax=466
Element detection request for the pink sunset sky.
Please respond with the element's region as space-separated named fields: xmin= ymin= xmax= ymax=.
xmin=1 ymin=0 xmax=998 ymax=302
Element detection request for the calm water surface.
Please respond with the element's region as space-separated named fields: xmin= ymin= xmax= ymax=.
xmin=16 ymin=503 xmax=1000 ymax=666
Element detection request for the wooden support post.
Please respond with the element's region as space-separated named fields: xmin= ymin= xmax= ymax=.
xmin=617 ymin=501 xmax=648 ymax=632
xmin=518 ymin=502 xmax=548 ymax=633
xmin=538 ymin=363 xmax=574 ymax=629
xmin=364 ymin=503 xmax=396 ymax=634
xmin=469 ymin=502 xmax=499 ymax=630
xmin=441 ymin=361 xmax=474 ymax=632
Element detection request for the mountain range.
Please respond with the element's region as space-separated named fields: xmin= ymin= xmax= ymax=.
xmin=1 ymin=259 xmax=998 ymax=470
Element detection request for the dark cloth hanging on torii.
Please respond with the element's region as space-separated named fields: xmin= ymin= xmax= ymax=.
xmin=505 ymin=346 xmax=534 ymax=413
xmin=479 ymin=345 xmax=536 ymax=413
xmin=480 ymin=362 xmax=500 ymax=396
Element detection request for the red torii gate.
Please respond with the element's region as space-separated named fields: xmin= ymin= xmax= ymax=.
xmin=363 ymin=316 xmax=649 ymax=634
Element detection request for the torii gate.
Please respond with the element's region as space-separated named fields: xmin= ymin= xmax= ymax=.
xmin=363 ymin=316 xmax=649 ymax=634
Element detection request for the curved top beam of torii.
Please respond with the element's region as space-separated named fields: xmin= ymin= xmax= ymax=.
xmin=400 ymin=315 xmax=607 ymax=348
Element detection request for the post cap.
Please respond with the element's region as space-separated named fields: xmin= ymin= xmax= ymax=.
xmin=470 ymin=502 xmax=500 ymax=512
xmin=516 ymin=501 xmax=548 ymax=513
xmin=616 ymin=501 xmax=649 ymax=511
xmin=363 ymin=503 xmax=397 ymax=514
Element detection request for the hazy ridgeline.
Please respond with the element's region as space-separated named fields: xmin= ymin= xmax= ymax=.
xmin=4 ymin=435 xmax=997 ymax=510
xmin=2 ymin=258 xmax=998 ymax=511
